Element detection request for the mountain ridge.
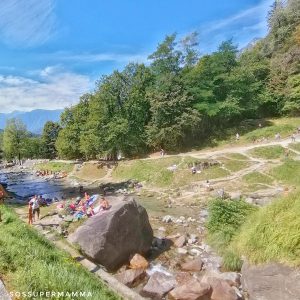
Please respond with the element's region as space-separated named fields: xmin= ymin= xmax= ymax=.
xmin=0 ymin=109 xmax=63 ymax=134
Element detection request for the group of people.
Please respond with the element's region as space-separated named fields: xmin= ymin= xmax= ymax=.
xmin=36 ymin=170 xmax=68 ymax=179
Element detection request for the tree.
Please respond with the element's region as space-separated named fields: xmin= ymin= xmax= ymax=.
xmin=24 ymin=137 xmax=43 ymax=159
xmin=3 ymin=119 xmax=28 ymax=162
xmin=56 ymin=95 xmax=90 ymax=159
xmin=42 ymin=121 xmax=61 ymax=159
xmin=147 ymin=34 xmax=201 ymax=150
xmin=80 ymin=63 xmax=152 ymax=159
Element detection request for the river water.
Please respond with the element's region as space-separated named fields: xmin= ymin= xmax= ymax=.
xmin=0 ymin=167 xmax=79 ymax=200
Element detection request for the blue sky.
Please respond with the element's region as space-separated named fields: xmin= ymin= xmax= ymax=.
xmin=0 ymin=0 xmax=273 ymax=113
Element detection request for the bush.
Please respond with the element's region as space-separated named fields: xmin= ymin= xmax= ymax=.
xmin=207 ymin=199 xmax=257 ymax=243
xmin=223 ymin=249 xmax=243 ymax=272
xmin=206 ymin=198 xmax=257 ymax=271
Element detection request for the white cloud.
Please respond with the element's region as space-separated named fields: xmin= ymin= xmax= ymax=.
xmin=199 ymin=0 xmax=274 ymax=51
xmin=0 ymin=0 xmax=57 ymax=47
xmin=51 ymin=51 xmax=149 ymax=64
xmin=0 ymin=67 xmax=92 ymax=113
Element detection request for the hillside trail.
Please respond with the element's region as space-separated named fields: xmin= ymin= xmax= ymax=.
xmin=154 ymin=136 xmax=298 ymax=161
xmin=138 ymin=136 xmax=300 ymax=195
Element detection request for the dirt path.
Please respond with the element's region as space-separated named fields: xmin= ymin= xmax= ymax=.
xmin=166 ymin=137 xmax=297 ymax=160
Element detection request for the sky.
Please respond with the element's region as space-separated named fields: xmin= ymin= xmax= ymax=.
xmin=0 ymin=0 xmax=274 ymax=113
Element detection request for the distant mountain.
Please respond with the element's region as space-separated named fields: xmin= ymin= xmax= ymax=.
xmin=0 ymin=109 xmax=63 ymax=134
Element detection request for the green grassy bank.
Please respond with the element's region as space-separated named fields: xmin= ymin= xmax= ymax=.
xmin=206 ymin=192 xmax=300 ymax=271
xmin=0 ymin=206 xmax=119 ymax=300
xmin=34 ymin=161 xmax=74 ymax=173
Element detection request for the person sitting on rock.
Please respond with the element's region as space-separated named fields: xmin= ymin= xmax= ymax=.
xmin=84 ymin=192 xmax=90 ymax=201
xmin=100 ymin=198 xmax=110 ymax=210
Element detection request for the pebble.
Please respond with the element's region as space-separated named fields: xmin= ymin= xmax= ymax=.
xmin=177 ymin=248 xmax=188 ymax=255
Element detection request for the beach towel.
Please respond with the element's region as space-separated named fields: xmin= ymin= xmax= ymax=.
xmin=85 ymin=194 xmax=99 ymax=207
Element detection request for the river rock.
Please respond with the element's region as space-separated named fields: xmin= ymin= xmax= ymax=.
xmin=130 ymin=253 xmax=149 ymax=269
xmin=181 ymin=258 xmax=204 ymax=272
xmin=115 ymin=268 xmax=146 ymax=287
xmin=209 ymin=278 xmax=239 ymax=300
xmin=177 ymin=248 xmax=188 ymax=255
xmin=163 ymin=215 xmax=175 ymax=223
xmin=141 ymin=272 xmax=176 ymax=299
xmin=242 ymin=262 xmax=300 ymax=300
xmin=169 ymin=279 xmax=211 ymax=300
xmin=68 ymin=197 xmax=153 ymax=271
xmin=230 ymin=192 xmax=242 ymax=201
xmin=174 ymin=235 xmax=186 ymax=248
xmin=175 ymin=272 xmax=194 ymax=285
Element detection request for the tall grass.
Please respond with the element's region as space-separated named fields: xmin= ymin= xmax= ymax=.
xmin=232 ymin=192 xmax=300 ymax=266
xmin=0 ymin=206 xmax=119 ymax=300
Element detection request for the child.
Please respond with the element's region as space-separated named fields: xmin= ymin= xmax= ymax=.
xmin=28 ymin=202 xmax=33 ymax=225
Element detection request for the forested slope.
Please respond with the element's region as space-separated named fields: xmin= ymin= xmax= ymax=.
xmin=55 ymin=0 xmax=300 ymax=160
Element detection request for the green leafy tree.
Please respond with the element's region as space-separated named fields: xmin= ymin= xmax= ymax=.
xmin=3 ymin=119 xmax=28 ymax=162
xmin=42 ymin=121 xmax=61 ymax=159
xmin=146 ymin=34 xmax=201 ymax=150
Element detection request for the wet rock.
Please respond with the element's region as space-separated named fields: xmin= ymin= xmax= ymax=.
xmin=68 ymin=197 xmax=153 ymax=271
xmin=181 ymin=258 xmax=204 ymax=272
xmin=242 ymin=262 xmax=300 ymax=300
xmin=141 ymin=272 xmax=176 ymax=299
xmin=174 ymin=235 xmax=186 ymax=248
xmin=115 ymin=268 xmax=146 ymax=288
xmin=169 ymin=279 xmax=211 ymax=300
xmin=130 ymin=253 xmax=149 ymax=269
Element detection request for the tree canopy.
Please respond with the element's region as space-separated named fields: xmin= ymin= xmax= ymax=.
xmin=50 ymin=0 xmax=300 ymax=160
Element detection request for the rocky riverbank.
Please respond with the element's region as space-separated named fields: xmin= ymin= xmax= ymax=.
xmin=2 ymin=157 xmax=299 ymax=300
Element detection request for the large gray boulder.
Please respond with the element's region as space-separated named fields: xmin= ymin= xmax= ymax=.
xmin=242 ymin=262 xmax=300 ymax=300
xmin=68 ymin=197 xmax=153 ymax=271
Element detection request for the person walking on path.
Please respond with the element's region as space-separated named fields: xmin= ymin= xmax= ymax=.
xmin=30 ymin=195 xmax=40 ymax=222
xmin=28 ymin=202 xmax=33 ymax=225
xmin=291 ymin=133 xmax=296 ymax=142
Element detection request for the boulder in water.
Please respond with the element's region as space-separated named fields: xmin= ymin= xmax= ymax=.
xmin=68 ymin=197 xmax=153 ymax=271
